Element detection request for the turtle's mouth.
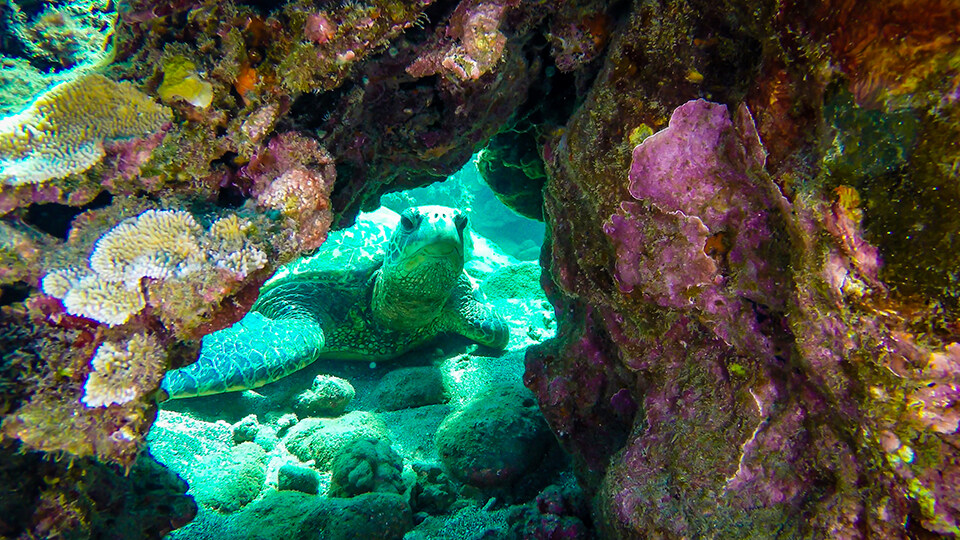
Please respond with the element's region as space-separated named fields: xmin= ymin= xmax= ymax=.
xmin=399 ymin=240 xmax=463 ymax=274
xmin=405 ymin=237 xmax=463 ymax=259
xmin=418 ymin=242 xmax=460 ymax=258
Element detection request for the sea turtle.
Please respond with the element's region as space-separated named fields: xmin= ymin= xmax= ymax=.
xmin=160 ymin=205 xmax=510 ymax=399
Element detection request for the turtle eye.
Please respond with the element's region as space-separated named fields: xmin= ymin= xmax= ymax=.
xmin=454 ymin=212 xmax=467 ymax=233
xmin=400 ymin=210 xmax=418 ymax=232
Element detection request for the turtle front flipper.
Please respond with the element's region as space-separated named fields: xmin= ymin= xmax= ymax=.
xmin=443 ymin=274 xmax=510 ymax=350
xmin=160 ymin=311 xmax=325 ymax=399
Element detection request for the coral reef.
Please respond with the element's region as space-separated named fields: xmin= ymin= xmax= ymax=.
xmin=0 ymin=441 xmax=195 ymax=539
xmin=42 ymin=208 xmax=267 ymax=328
xmin=82 ymin=332 xmax=166 ymax=407
xmin=0 ymin=73 xmax=171 ymax=186
xmin=0 ymin=0 xmax=956 ymax=536
xmin=0 ymin=0 xmax=118 ymax=116
xmin=328 ymin=437 xmax=406 ymax=498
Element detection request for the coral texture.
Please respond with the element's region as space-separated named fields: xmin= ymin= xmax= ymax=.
xmin=42 ymin=209 xmax=266 ymax=327
xmin=1 ymin=0 xmax=957 ymax=537
xmin=0 ymin=73 xmax=171 ymax=185
xmin=82 ymin=333 xmax=166 ymax=407
xmin=526 ymin=1 xmax=960 ymax=537
xmin=329 ymin=437 xmax=405 ymax=498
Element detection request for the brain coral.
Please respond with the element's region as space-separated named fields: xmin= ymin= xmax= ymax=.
xmin=82 ymin=333 xmax=165 ymax=407
xmin=0 ymin=73 xmax=171 ymax=185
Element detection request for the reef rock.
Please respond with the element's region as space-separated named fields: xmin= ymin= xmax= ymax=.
xmin=373 ymin=367 xmax=449 ymax=412
xmin=283 ymin=411 xmax=389 ymax=470
xmin=527 ymin=1 xmax=960 ymax=537
xmin=435 ymin=384 xmax=554 ymax=489
xmin=293 ymin=375 xmax=356 ymax=418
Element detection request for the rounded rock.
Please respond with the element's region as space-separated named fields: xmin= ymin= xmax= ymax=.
xmin=435 ymin=385 xmax=553 ymax=489
xmin=283 ymin=411 xmax=389 ymax=470
xmin=372 ymin=367 xmax=448 ymax=411
xmin=232 ymin=413 xmax=260 ymax=444
xmin=293 ymin=375 xmax=355 ymax=418
xmin=277 ymin=464 xmax=320 ymax=494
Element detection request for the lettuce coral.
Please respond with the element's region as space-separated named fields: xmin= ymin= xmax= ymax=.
xmin=0 ymin=73 xmax=171 ymax=186
xmin=82 ymin=333 xmax=166 ymax=407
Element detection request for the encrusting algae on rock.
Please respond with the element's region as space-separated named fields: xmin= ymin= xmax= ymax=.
xmin=1 ymin=0 xmax=959 ymax=538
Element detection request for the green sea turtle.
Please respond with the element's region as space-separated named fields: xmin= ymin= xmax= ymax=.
xmin=161 ymin=205 xmax=510 ymax=399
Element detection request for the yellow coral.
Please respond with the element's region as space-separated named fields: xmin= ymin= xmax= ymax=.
xmin=158 ymin=56 xmax=214 ymax=109
xmin=208 ymin=214 xmax=250 ymax=245
xmin=0 ymin=73 xmax=171 ymax=185
xmin=81 ymin=333 xmax=165 ymax=407
xmin=89 ymin=209 xmax=205 ymax=284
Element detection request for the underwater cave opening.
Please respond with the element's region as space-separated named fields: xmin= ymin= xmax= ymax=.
xmin=380 ymin=151 xmax=546 ymax=262
xmin=148 ymin=152 xmax=562 ymax=538
xmin=23 ymin=189 xmax=112 ymax=239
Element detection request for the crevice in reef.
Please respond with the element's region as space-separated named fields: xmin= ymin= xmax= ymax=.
xmin=22 ymin=190 xmax=112 ymax=240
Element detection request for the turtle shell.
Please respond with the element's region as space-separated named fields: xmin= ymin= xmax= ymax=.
xmin=260 ymin=208 xmax=401 ymax=293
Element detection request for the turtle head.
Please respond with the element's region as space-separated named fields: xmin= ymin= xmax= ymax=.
xmin=374 ymin=206 xmax=469 ymax=330
xmin=383 ymin=205 xmax=468 ymax=278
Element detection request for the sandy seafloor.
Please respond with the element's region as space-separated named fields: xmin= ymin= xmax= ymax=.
xmin=147 ymin=206 xmax=557 ymax=539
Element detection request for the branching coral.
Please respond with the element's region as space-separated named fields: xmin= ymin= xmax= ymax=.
xmin=82 ymin=333 xmax=166 ymax=407
xmin=0 ymin=73 xmax=171 ymax=186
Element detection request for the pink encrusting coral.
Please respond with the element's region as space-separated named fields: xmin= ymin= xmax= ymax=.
xmin=604 ymin=100 xmax=788 ymax=358
xmin=243 ymin=132 xmax=336 ymax=253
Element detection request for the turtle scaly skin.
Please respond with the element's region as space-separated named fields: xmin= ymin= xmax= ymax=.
xmin=160 ymin=206 xmax=509 ymax=399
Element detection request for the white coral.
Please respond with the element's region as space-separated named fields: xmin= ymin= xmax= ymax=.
xmin=62 ymin=273 xmax=145 ymax=327
xmin=43 ymin=209 xmax=267 ymax=326
xmin=82 ymin=333 xmax=165 ymax=407
xmin=90 ymin=209 xmax=205 ymax=284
